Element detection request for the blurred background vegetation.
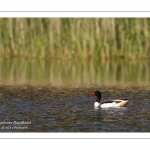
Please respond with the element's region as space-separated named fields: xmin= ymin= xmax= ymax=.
xmin=0 ymin=18 xmax=150 ymax=60
xmin=0 ymin=18 xmax=150 ymax=86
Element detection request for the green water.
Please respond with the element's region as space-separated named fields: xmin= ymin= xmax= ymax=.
xmin=0 ymin=58 xmax=150 ymax=87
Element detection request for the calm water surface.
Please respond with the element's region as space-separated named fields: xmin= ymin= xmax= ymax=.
xmin=0 ymin=85 xmax=150 ymax=132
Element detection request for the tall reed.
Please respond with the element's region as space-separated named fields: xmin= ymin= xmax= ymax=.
xmin=0 ymin=18 xmax=150 ymax=59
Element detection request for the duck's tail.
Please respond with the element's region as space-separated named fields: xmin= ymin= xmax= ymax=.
xmin=118 ymin=100 xmax=128 ymax=107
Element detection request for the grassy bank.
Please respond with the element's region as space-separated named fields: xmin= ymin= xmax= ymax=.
xmin=0 ymin=18 xmax=150 ymax=59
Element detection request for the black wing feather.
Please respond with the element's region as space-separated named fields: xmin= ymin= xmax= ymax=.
xmin=101 ymin=100 xmax=115 ymax=104
xmin=101 ymin=100 xmax=127 ymax=104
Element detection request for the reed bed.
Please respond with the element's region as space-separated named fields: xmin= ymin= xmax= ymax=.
xmin=0 ymin=18 xmax=150 ymax=59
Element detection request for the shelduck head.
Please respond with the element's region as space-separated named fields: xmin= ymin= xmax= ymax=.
xmin=91 ymin=91 xmax=101 ymax=108
xmin=91 ymin=91 xmax=101 ymax=102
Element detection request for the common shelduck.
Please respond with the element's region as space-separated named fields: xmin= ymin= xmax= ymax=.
xmin=91 ymin=91 xmax=128 ymax=109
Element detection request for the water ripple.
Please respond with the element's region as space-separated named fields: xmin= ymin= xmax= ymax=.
xmin=0 ymin=85 xmax=150 ymax=132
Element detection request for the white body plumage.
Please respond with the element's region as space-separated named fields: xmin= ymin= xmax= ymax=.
xmin=94 ymin=99 xmax=128 ymax=109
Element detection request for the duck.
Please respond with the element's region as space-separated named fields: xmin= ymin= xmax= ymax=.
xmin=90 ymin=91 xmax=128 ymax=109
